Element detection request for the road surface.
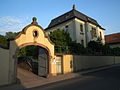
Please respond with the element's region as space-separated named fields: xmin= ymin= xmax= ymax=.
xmin=30 ymin=65 xmax=120 ymax=90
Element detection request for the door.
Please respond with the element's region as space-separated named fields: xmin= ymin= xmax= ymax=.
xmin=38 ymin=47 xmax=48 ymax=77
xmin=56 ymin=56 xmax=62 ymax=74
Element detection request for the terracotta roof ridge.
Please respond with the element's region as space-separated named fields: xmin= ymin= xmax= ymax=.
xmin=105 ymin=32 xmax=120 ymax=36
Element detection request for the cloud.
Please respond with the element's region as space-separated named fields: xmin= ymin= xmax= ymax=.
xmin=0 ymin=16 xmax=29 ymax=35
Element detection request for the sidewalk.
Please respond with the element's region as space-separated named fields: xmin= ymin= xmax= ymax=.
xmin=0 ymin=64 xmax=120 ymax=90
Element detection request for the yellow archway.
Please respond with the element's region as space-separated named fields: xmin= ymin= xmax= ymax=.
xmin=8 ymin=17 xmax=56 ymax=83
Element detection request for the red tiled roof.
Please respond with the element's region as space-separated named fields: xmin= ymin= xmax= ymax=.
xmin=105 ymin=33 xmax=120 ymax=44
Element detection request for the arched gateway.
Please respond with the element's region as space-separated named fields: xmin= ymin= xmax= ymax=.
xmin=9 ymin=17 xmax=56 ymax=83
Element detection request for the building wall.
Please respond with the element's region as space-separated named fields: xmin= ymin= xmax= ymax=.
xmin=0 ymin=48 xmax=9 ymax=85
xmin=61 ymin=55 xmax=120 ymax=73
xmin=74 ymin=18 xmax=86 ymax=46
xmin=62 ymin=55 xmax=73 ymax=74
xmin=46 ymin=19 xmax=75 ymax=41
xmin=46 ymin=18 xmax=105 ymax=47
xmin=97 ymin=27 xmax=105 ymax=44
xmin=86 ymin=23 xmax=105 ymax=44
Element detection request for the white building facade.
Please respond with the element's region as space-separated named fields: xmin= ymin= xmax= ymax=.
xmin=45 ymin=5 xmax=105 ymax=47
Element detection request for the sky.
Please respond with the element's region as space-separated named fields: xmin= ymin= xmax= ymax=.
xmin=0 ymin=0 xmax=120 ymax=35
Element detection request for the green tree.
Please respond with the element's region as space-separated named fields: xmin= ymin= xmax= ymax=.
xmin=49 ymin=30 xmax=72 ymax=46
xmin=101 ymin=44 xmax=112 ymax=55
xmin=5 ymin=32 xmax=17 ymax=39
xmin=18 ymin=47 xmax=26 ymax=57
xmin=49 ymin=30 xmax=72 ymax=53
xmin=18 ymin=45 xmax=39 ymax=59
xmin=87 ymin=41 xmax=103 ymax=52
xmin=48 ymin=30 xmax=86 ymax=54
xmin=69 ymin=42 xmax=86 ymax=54
xmin=112 ymin=47 xmax=120 ymax=56
xmin=0 ymin=34 xmax=8 ymax=47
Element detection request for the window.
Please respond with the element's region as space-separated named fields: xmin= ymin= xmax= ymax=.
xmin=81 ymin=39 xmax=84 ymax=45
xmin=80 ymin=24 xmax=83 ymax=33
xmin=94 ymin=28 xmax=96 ymax=36
xmin=91 ymin=27 xmax=97 ymax=37
xmin=33 ymin=31 xmax=38 ymax=37
xmin=100 ymin=32 xmax=102 ymax=39
xmin=65 ymin=25 xmax=69 ymax=33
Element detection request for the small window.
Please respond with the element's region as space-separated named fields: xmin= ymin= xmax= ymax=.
xmin=91 ymin=27 xmax=97 ymax=37
xmin=65 ymin=25 xmax=69 ymax=32
xmin=100 ymin=32 xmax=102 ymax=39
xmin=92 ymin=27 xmax=94 ymax=30
xmin=80 ymin=24 xmax=83 ymax=32
xmin=33 ymin=31 xmax=38 ymax=37
xmin=94 ymin=28 xmax=96 ymax=35
xmin=81 ymin=39 xmax=84 ymax=45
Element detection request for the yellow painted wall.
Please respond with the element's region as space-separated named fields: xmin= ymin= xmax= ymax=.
xmin=61 ymin=55 xmax=120 ymax=73
xmin=0 ymin=48 xmax=9 ymax=85
xmin=15 ymin=26 xmax=54 ymax=57
xmin=62 ymin=55 xmax=73 ymax=74
xmin=15 ymin=26 xmax=55 ymax=74
xmin=9 ymin=24 xmax=56 ymax=84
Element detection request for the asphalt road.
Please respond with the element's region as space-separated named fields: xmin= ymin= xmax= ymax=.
xmin=30 ymin=66 xmax=120 ymax=90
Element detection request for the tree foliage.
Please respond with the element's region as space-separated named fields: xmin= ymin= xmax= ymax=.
xmin=5 ymin=32 xmax=17 ymax=39
xmin=0 ymin=32 xmax=18 ymax=47
xmin=0 ymin=34 xmax=8 ymax=47
xmin=49 ymin=30 xmax=72 ymax=46
xmin=18 ymin=45 xmax=39 ymax=59
xmin=87 ymin=41 xmax=103 ymax=52
xmin=48 ymin=30 xmax=86 ymax=54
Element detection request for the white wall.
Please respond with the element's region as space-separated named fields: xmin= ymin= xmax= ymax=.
xmin=0 ymin=47 xmax=9 ymax=85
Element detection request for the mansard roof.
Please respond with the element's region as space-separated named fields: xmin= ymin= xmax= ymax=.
xmin=45 ymin=7 xmax=105 ymax=30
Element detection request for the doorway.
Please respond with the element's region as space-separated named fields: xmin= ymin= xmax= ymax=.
xmin=16 ymin=45 xmax=49 ymax=84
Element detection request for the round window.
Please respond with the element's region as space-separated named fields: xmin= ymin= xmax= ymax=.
xmin=33 ymin=31 xmax=38 ymax=37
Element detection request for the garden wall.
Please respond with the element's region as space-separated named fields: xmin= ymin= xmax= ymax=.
xmin=0 ymin=47 xmax=9 ymax=86
xmin=61 ymin=55 xmax=120 ymax=73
